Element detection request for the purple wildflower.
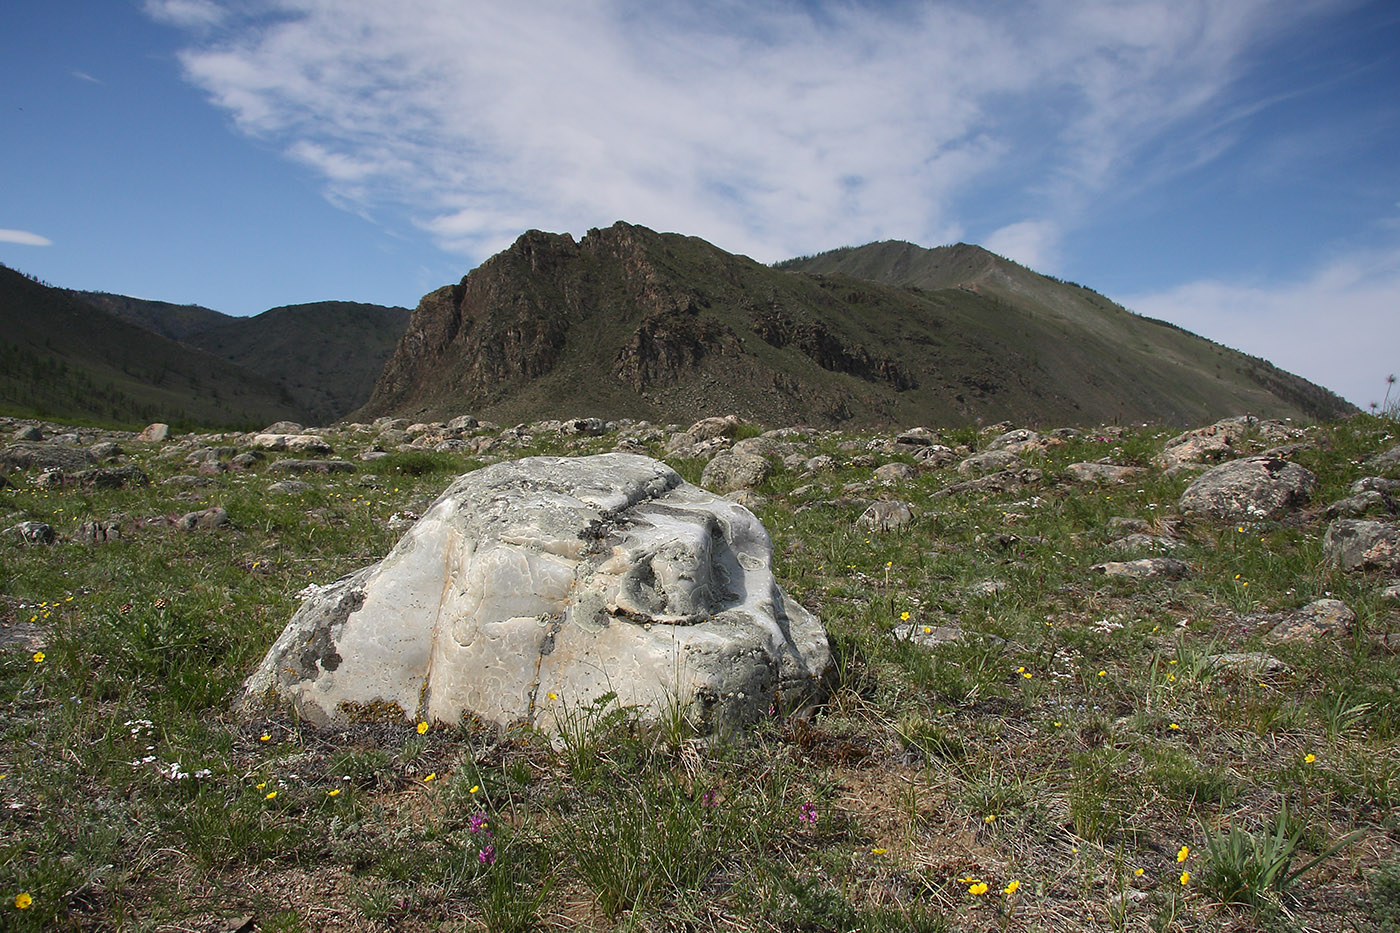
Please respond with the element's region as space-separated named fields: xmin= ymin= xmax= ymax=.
xmin=798 ymin=801 xmax=818 ymax=824
xmin=478 ymin=844 xmax=496 ymax=866
xmin=469 ymin=811 xmax=489 ymax=834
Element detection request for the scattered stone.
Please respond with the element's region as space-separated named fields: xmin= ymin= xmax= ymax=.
xmin=804 ymin=455 xmax=838 ymax=473
xmin=76 ymin=520 xmax=122 ymax=544
xmin=231 ymin=452 xmax=263 ymax=470
xmin=1265 ymin=598 xmax=1355 ymax=644
xmin=263 ymin=421 xmax=305 ymax=435
xmin=137 ymin=423 xmax=170 ymax=443
xmin=238 ymin=453 xmax=830 ymax=733
xmin=251 ymin=434 xmax=334 ymax=454
xmin=1323 ymin=519 xmax=1400 ymax=573
xmin=732 ymin=436 xmax=801 ymax=460
xmin=178 ymin=507 xmax=230 ymax=532
xmin=34 ymin=469 xmax=64 ymax=488
xmin=1107 ymin=517 xmax=1152 ymax=534
xmin=0 ymin=443 xmax=96 ymax=473
xmin=267 ymin=480 xmax=311 ymax=495
xmin=561 ymin=417 xmax=607 ymax=436
xmin=969 ymin=579 xmax=1008 ymax=596
xmin=1326 ymin=490 xmax=1393 ymax=519
xmin=895 ymin=427 xmax=936 ymax=448
xmin=1383 ymin=583 xmax=1400 ymax=602
xmin=269 ymin=459 xmax=355 ymax=475
xmin=88 ymin=441 xmax=122 ymax=461
xmin=12 ymin=425 xmax=42 ymax=441
xmin=1353 ymin=477 xmax=1400 ymax=495
xmin=1207 ymin=652 xmax=1290 ymax=675
xmin=957 ymin=449 xmax=1020 ymax=476
xmin=986 ymin=428 xmax=1047 ymax=455
xmin=1090 ymin=558 xmax=1190 ymax=580
xmin=8 ymin=521 xmax=55 ymax=545
xmin=163 ymin=475 xmax=214 ymax=487
xmin=724 ymin=489 xmax=767 ymax=510
xmin=874 ymin=462 xmax=916 ymax=483
xmin=701 ymin=451 xmax=772 ymax=493
xmin=1066 ymin=462 xmax=1143 ymax=484
xmin=72 ymin=466 xmax=149 ymax=489
xmin=1368 ymin=444 xmax=1400 ymax=473
xmin=446 ymin=414 xmax=479 ymax=432
xmin=932 ymin=468 xmax=1043 ymax=499
xmin=1178 ymin=456 xmax=1316 ymax=522
xmin=857 ymin=500 xmax=914 ymax=532
xmin=1108 ymin=533 xmax=1182 ymax=553
xmin=913 ymin=444 xmax=957 ymax=466
xmin=1155 ymin=417 xmax=1254 ymax=470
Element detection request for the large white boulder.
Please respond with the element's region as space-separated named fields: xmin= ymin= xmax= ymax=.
xmin=239 ymin=453 xmax=830 ymax=733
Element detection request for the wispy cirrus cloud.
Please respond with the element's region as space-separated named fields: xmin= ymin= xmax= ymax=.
xmin=145 ymin=0 xmax=1346 ymax=269
xmin=0 ymin=229 xmax=53 ymax=247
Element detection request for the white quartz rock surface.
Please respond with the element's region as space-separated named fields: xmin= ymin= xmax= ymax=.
xmin=240 ymin=454 xmax=830 ymax=732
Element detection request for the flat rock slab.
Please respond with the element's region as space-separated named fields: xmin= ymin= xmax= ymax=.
xmin=1265 ymin=598 xmax=1355 ymax=643
xmin=240 ymin=453 xmax=830 ymax=733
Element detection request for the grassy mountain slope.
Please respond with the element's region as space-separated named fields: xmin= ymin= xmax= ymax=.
xmin=777 ymin=241 xmax=1354 ymax=422
xmin=363 ymin=223 xmax=1353 ymax=428
xmin=79 ymin=293 xmax=409 ymax=425
xmin=0 ymin=265 xmax=299 ymax=428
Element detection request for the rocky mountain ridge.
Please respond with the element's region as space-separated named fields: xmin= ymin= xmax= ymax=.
xmin=363 ymin=222 xmax=1354 ymax=429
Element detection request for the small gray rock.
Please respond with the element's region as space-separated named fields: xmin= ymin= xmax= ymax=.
xmin=874 ymin=462 xmax=916 ymax=484
xmin=1265 ymin=598 xmax=1355 ymax=644
xmin=1326 ymin=490 xmax=1392 ymax=519
xmin=13 ymin=425 xmax=42 ymax=441
xmin=1066 ymin=462 xmax=1142 ymax=484
xmin=137 ymin=423 xmax=170 ymax=443
xmin=268 ymin=480 xmax=311 ymax=495
xmin=269 ymin=459 xmax=354 ymax=474
xmin=1207 ymin=652 xmax=1290 ymax=675
xmin=8 ymin=521 xmax=55 ymax=545
xmin=76 ymin=520 xmax=122 ymax=544
xmin=1090 ymin=558 xmax=1190 ymax=580
xmin=177 ymin=507 xmax=230 ymax=532
xmin=1323 ymin=519 xmax=1400 ymax=573
xmin=701 ymin=451 xmax=772 ymax=493
xmin=857 ymin=500 xmax=914 ymax=532
xmin=957 ymin=449 xmax=1019 ymax=475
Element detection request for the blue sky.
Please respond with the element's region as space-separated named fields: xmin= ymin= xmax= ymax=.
xmin=2 ymin=0 xmax=1397 ymax=409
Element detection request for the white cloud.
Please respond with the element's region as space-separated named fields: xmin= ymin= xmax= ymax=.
xmin=143 ymin=0 xmax=226 ymax=31
xmin=149 ymin=0 xmax=1341 ymax=266
xmin=71 ymin=70 xmax=102 ymax=84
xmin=1124 ymin=247 xmax=1400 ymax=408
xmin=984 ymin=220 xmax=1062 ymax=273
xmin=0 ymin=229 xmax=53 ymax=246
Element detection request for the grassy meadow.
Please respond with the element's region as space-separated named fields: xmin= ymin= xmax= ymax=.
xmin=2 ymin=414 xmax=1398 ymax=931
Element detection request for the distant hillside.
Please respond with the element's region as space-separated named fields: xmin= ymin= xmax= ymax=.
xmin=776 ymin=241 xmax=1355 ymax=422
xmin=361 ymin=222 xmax=1355 ymax=427
xmin=79 ymin=293 xmax=409 ymax=425
xmin=0 ymin=265 xmax=297 ymax=428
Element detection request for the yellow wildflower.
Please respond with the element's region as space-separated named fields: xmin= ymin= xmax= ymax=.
xmin=1177 ymin=845 xmax=1190 ymax=862
xmin=424 ymin=773 xmax=436 ymax=782
xmin=469 ymin=784 xmax=479 ymax=794
xmin=871 ymin=847 xmax=887 ymax=855
xmin=417 ymin=721 xmax=429 ymax=735
xmin=1180 ymin=871 xmax=1190 ymax=885
xmin=1003 ymin=880 xmax=1020 ymax=895
xmin=900 ymin=611 xmax=910 ymax=621
xmin=15 ymin=892 xmax=33 ymax=910
xmin=968 ymin=881 xmax=989 ymax=895
xmin=1304 ymin=753 xmax=1316 ymax=764
xmin=31 ymin=651 xmax=44 ymax=664
xmin=327 ymin=789 xmax=341 ymax=797
xmin=265 ymin=791 xmax=277 ymax=800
